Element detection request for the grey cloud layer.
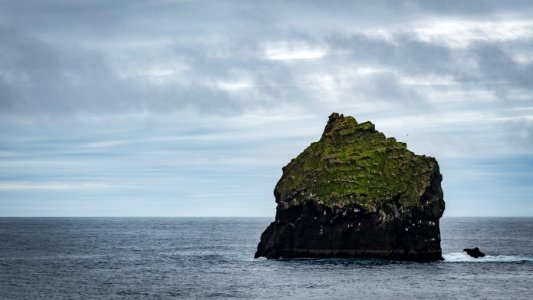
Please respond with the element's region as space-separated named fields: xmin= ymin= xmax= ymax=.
xmin=1 ymin=0 xmax=533 ymax=216
xmin=1 ymin=0 xmax=532 ymax=119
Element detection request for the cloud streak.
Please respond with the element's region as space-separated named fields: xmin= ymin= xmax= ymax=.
xmin=0 ymin=182 xmax=112 ymax=191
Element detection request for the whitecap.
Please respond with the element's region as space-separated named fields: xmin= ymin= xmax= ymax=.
xmin=443 ymin=252 xmax=533 ymax=262
xmin=251 ymin=256 xmax=267 ymax=261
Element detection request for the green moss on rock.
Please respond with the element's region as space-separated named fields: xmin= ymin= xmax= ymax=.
xmin=275 ymin=112 xmax=441 ymax=211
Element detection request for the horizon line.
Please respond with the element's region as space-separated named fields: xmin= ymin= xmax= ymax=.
xmin=1 ymin=215 xmax=532 ymax=218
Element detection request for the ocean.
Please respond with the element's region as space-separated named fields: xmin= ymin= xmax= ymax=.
xmin=1 ymin=217 xmax=532 ymax=299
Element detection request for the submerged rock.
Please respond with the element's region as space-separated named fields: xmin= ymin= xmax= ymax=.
xmin=255 ymin=113 xmax=445 ymax=261
xmin=464 ymin=247 xmax=485 ymax=258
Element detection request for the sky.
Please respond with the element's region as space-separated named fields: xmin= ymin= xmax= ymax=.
xmin=1 ymin=0 xmax=532 ymax=217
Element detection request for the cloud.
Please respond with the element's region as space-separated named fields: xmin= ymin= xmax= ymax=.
xmin=412 ymin=19 xmax=533 ymax=48
xmin=1 ymin=1 xmax=532 ymax=122
xmin=0 ymin=27 xmax=142 ymax=117
xmin=1 ymin=1 xmax=532 ymax=157
xmin=263 ymin=41 xmax=328 ymax=60
xmin=1 ymin=0 xmax=533 ymax=216
xmin=0 ymin=182 xmax=111 ymax=190
xmin=469 ymin=42 xmax=533 ymax=91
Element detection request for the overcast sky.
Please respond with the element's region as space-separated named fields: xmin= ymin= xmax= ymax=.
xmin=1 ymin=0 xmax=532 ymax=217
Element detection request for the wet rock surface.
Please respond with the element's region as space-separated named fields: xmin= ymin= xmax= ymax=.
xmin=464 ymin=247 xmax=486 ymax=258
xmin=255 ymin=113 xmax=445 ymax=261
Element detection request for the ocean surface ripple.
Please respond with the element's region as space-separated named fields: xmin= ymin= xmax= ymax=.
xmin=1 ymin=217 xmax=532 ymax=299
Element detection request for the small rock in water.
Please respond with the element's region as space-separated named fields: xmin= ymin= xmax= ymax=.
xmin=463 ymin=247 xmax=486 ymax=258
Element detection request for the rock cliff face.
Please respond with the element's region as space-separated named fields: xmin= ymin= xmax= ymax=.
xmin=255 ymin=113 xmax=445 ymax=261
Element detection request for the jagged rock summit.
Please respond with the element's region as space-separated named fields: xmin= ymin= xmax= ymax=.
xmin=255 ymin=113 xmax=445 ymax=261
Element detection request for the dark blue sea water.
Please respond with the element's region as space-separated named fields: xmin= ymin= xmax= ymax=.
xmin=1 ymin=217 xmax=532 ymax=299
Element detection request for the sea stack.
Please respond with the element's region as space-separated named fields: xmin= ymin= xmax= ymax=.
xmin=255 ymin=113 xmax=445 ymax=261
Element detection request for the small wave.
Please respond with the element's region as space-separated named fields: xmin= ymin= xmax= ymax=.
xmin=443 ymin=252 xmax=533 ymax=262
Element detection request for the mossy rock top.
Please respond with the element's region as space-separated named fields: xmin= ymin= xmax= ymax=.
xmin=275 ymin=113 xmax=439 ymax=211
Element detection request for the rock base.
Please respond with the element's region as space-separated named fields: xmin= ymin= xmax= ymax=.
xmin=255 ymin=201 xmax=443 ymax=262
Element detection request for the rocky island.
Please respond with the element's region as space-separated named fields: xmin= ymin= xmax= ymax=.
xmin=255 ymin=113 xmax=445 ymax=261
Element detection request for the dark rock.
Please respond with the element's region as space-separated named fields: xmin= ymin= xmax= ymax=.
xmin=464 ymin=247 xmax=485 ymax=258
xmin=255 ymin=113 xmax=445 ymax=261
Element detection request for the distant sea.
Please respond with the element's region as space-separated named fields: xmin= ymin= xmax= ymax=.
xmin=1 ymin=217 xmax=532 ymax=299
